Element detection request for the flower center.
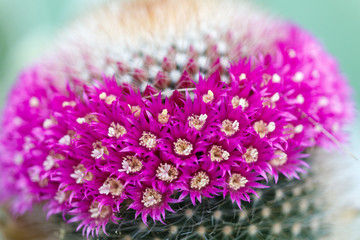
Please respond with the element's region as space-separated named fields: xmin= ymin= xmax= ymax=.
xmin=43 ymin=155 xmax=56 ymax=171
xmin=231 ymin=96 xmax=248 ymax=110
xmin=120 ymin=156 xmax=143 ymax=174
xmin=283 ymin=124 xmax=303 ymax=139
xmin=84 ymin=114 xmax=99 ymax=123
xmin=202 ymin=90 xmax=214 ymax=103
xmin=99 ymin=92 xmax=117 ymax=105
xmin=190 ymin=171 xmax=210 ymax=190
xmin=228 ymin=173 xmax=248 ymax=190
xmin=141 ymin=188 xmax=162 ymax=207
xmin=270 ymin=150 xmax=287 ymax=167
xmin=89 ymin=201 xmax=112 ymax=219
xmin=188 ymin=114 xmax=207 ymax=131
xmin=91 ymin=141 xmax=109 ymax=159
xmin=262 ymin=93 xmax=280 ymax=108
xmin=70 ymin=164 xmax=94 ymax=184
xmin=243 ymin=146 xmax=258 ymax=163
xmin=174 ymin=138 xmax=193 ymax=156
xmin=221 ymin=119 xmax=239 ymax=136
xmin=253 ymin=120 xmax=275 ymax=138
xmin=139 ymin=132 xmax=158 ymax=150
xmin=62 ymin=100 xmax=76 ymax=108
xmin=108 ymin=122 xmax=127 ymax=138
xmin=54 ymin=190 xmax=70 ymax=204
xmin=158 ymin=109 xmax=170 ymax=124
xmin=99 ymin=177 xmax=124 ymax=196
xmin=209 ymin=145 xmax=230 ymax=162
xmin=128 ymin=104 xmax=141 ymax=117
xmin=59 ymin=135 xmax=71 ymax=145
xmin=156 ymin=163 xmax=179 ymax=182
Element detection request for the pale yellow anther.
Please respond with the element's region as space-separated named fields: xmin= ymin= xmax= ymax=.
xmin=99 ymin=92 xmax=107 ymax=100
xmin=228 ymin=173 xmax=248 ymax=190
xmin=188 ymin=114 xmax=207 ymax=130
xmin=139 ymin=132 xmax=157 ymax=150
xmin=156 ymin=163 xmax=178 ymax=182
xmin=108 ymin=122 xmax=127 ymax=138
xmin=209 ymin=145 xmax=230 ymax=162
xmin=99 ymin=177 xmax=124 ymax=196
xmin=158 ymin=109 xmax=170 ymax=124
xmin=231 ymin=96 xmax=249 ymax=110
xmin=141 ymin=188 xmax=162 ymax=207
xmin=270 ymin=150 xmax=287 ymax=167
xmin=221 ymin=119 xmax=239 ymax=136
xmin=239 ymin=73 xmax=246 ymax=80
xmin=190 ymin=171 xmax=210 ymax=190
xmin=202 ymin=90 xmax=214 ymax=103
xmin=272 ymin=73 xmax=281 ymax=83
xmin=128 ymin=104 xmax=141 ymax=117
xmin=243 ymin=146 xmax=258 ymax=163
xmin=253 ymin=120 xmax=275 ymax=138
xmin=174 ymin=139 xmax=193 ymax=156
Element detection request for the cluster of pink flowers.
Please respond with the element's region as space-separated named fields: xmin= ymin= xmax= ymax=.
xmin=0 ymin=25 xmax=353 ymax=237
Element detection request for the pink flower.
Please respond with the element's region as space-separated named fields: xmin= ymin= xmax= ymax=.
xmin=179 ymin=161 xmax=223 ymax=205
xmin=222 ymin=165 xmax=268 ymax=208
xmin=128 ymin=184 xmax=178 ymax=224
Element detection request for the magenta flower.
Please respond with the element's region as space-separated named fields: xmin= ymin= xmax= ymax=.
xmin=194 ymin=72 xmax=225 ymax=106
xmin=125 ymin=113 xmax=164 ymax=157
xmin=128 ymin=184 xmax=178 ymax=224
xmin=161 ymin=123 xmax=206 ymax=166
xmin=204 ymin=136 xmax=243 ymax=175
xmin=67 ymin=199 xmax=117 ymax=238
xmin=222 ymin=165 xmax=268 ymax=208
xmin=142 ymin=153 xmax=183 ymax=191
xmin=268 ymin=143 xmax=310 ymax=182
xmin=179 ymin=161 xmax=224 ymax=205
xmin=176 ymin=92 xmax=218 ymax=137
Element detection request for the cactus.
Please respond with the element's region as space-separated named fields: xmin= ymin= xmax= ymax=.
xmin=53 ymin=172 xmax=326 ymax=240
xmin=0 ymin=1 xmax=354 ymax=240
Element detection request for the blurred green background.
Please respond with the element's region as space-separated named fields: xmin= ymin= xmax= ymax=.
xmin=0 ymin=0 xmax=359 ymax=108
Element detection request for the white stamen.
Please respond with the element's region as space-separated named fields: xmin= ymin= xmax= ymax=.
xmin=99 ymin=92 xmax=107 ymax=99
xmin=272 ymin=73 xmax=281 ymax=83
xmin=318 ymin=97 xmax=329 ymax=107
xmin=91 ymin=148 xmax=104 ymax=159
xmin=76 ymin=117 xmax=86 ymax=124
xmin=296 ymin=94 xmax=305 ymax=104
xmin=202 ymin=90 xmax=214 ymax=103
xmin=243 ymin=146 xmax=258 ymax=163
xmin=14 ymin=153 xmax=24 ymax=165
xmin=43 ymin=155 xmax=56 ymax=171
xmin=293 ymin=72 xmax=304 ymax=82
xmin=62 ymin=101 xmax=76 ymax=108
xmin=59 ymin=135 xmax=71 ymax=145
xmin=294 ymin=124 xmax=303 ymax=133
xmin=271 ymin=93 xmax=280 ymax=102
xmin=156 ymin=163 xmax=178 ymax=182
xmin=43 ymin=119 xmax=55 ymax=129
xmin=28 ymin=166 xmax=41 ymax=182
xmin=239 ymin=73 xmax=246 ymax=80
xmin=29 ymin=97 xmax=39 ymax=107
xmin=54 ymin=191 xmax=68 ymax=204
xmin=141 ymin=188 xmax=162 ymax=207
xmin=288 ymin=49 xmax=296 ymax=58
xmin=174 ymin=138 xmax=193 ymax=156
